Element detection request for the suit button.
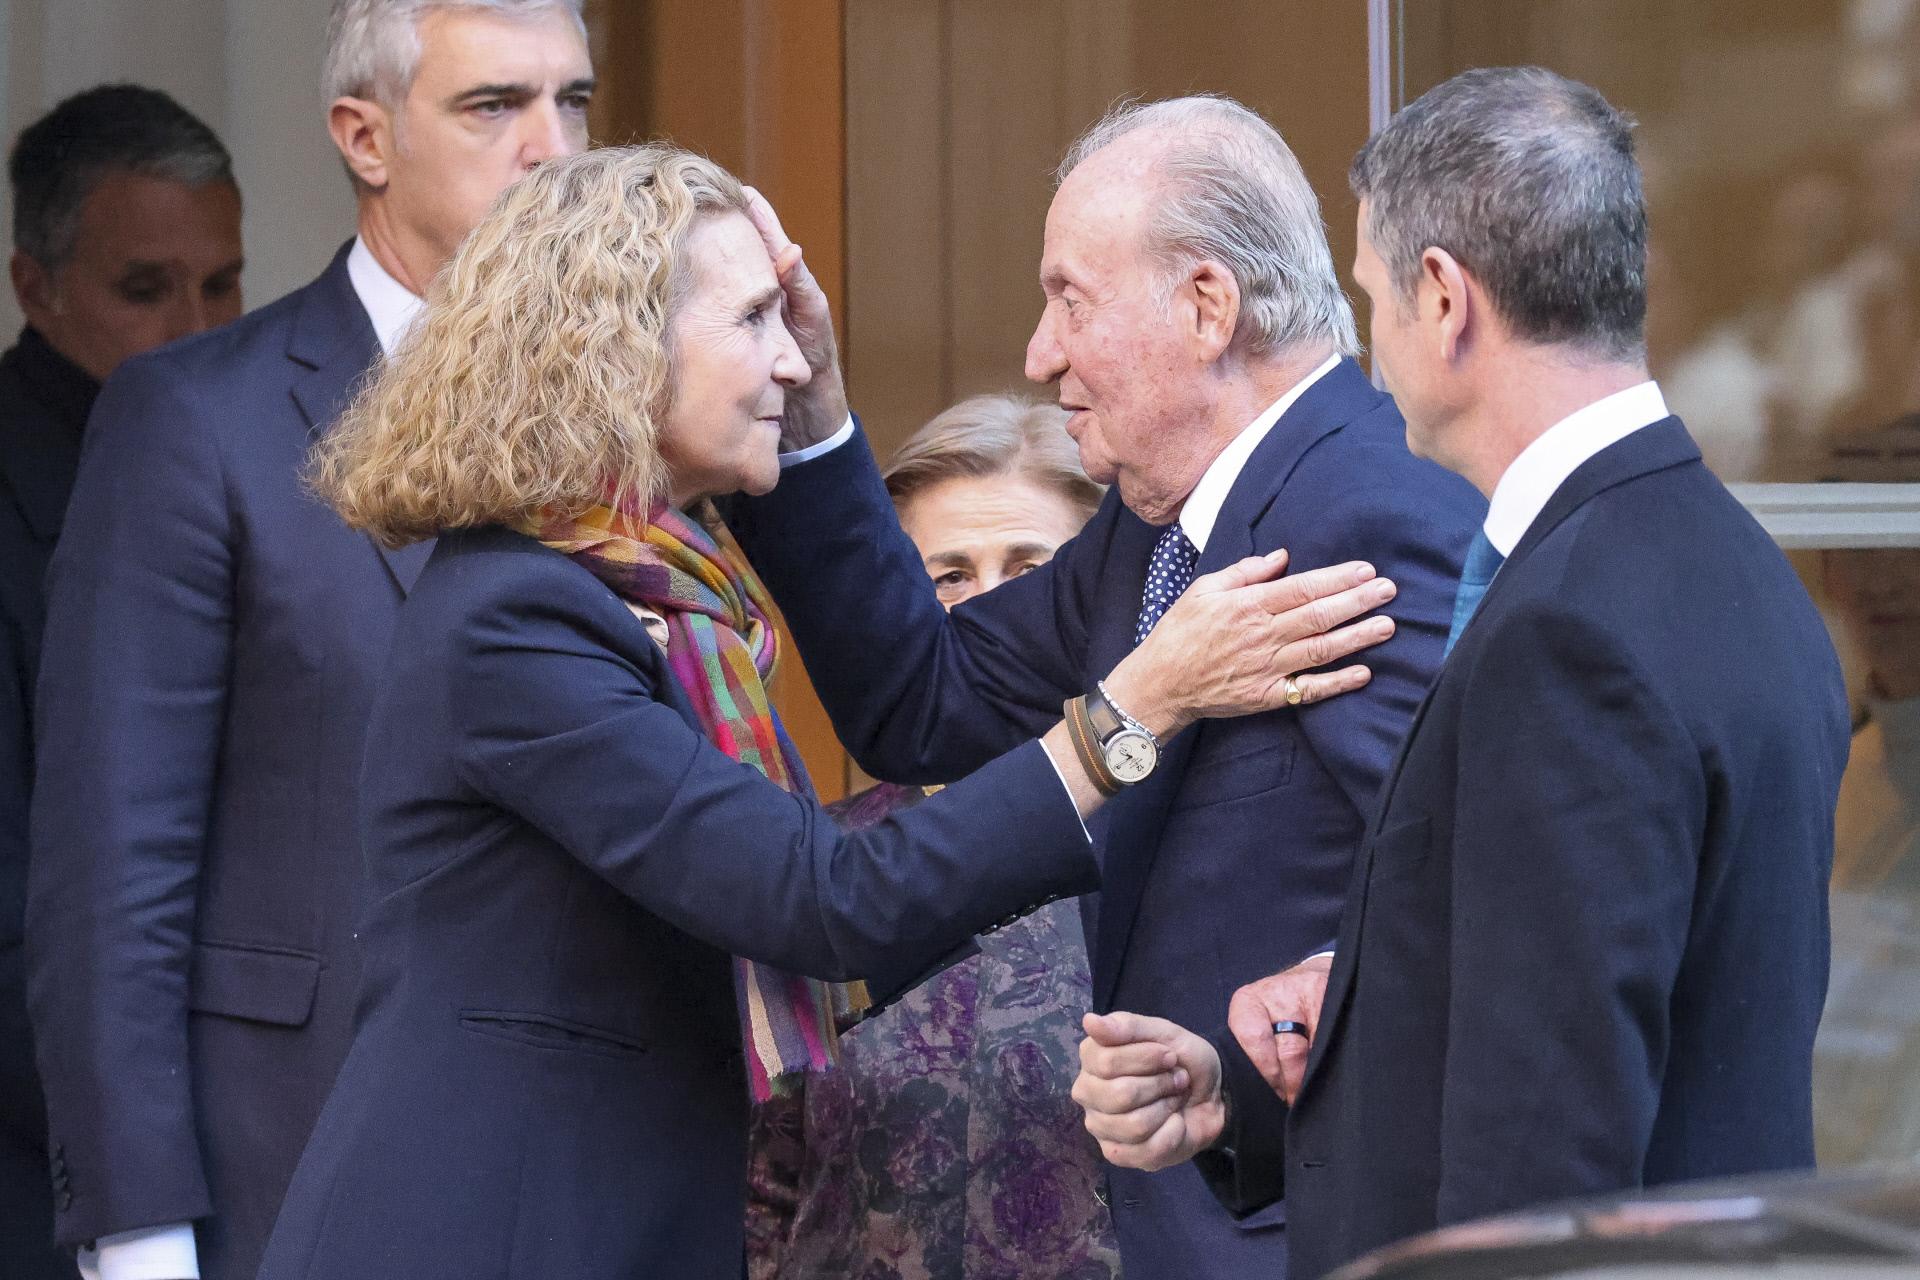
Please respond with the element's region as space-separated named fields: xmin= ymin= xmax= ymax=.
xmin=58 ymin=1191 xmax=72 ymax=1211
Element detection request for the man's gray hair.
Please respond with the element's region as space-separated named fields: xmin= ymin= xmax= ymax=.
xmin=9 ymin=84 xmax=234 ymax=270
xmin=1350 ymin=66 xmax=1647 ymax=360
xmin=323 ymin=0 xmax=586 ymax=107
xmin=1058 ymin=96 xmax=1358 ymax=360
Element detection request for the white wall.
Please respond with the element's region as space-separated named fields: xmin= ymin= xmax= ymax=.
xmin=0 ymin=0 xmax=359 ymax=335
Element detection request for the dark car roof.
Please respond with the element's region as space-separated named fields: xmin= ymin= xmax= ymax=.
xmin=1332 ymin=1166 xmax=1920 ymax=1280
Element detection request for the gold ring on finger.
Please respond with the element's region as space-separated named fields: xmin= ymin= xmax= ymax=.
xmin=1284 ymin=675 xmax=1305 ymax=706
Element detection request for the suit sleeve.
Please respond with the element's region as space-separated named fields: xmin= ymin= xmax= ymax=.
xmin=1275 ymin=435 xmax=1474 ymax=818
xmin=26 ymin=356 xmax=230 ymax=1245
xmin=1193 ymin=1027 xmax=1291 ymax=1215
xmin=725 ymin=424 xmax=1098 ymax=784
xmin=450 ymin=580 xmax=1099 ymax=982
xmin=1435 ymin=603 xmax=1700 ymax=1224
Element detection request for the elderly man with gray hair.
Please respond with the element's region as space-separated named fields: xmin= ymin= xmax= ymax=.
xmin=728 ymin=94 xmax=1484 ymax=1279
xmin=25 ymin=5 xmax=591 ymax=1279
xmin=1075 ymin=67 xmax=1851 ymax=1280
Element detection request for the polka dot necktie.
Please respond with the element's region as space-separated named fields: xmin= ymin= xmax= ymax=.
xmin=1134 ymin=524 xmax=1200 ymax=646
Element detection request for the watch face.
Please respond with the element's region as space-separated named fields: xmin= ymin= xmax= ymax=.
xmin=1104 ymin=729 xmax=1158 ymax=784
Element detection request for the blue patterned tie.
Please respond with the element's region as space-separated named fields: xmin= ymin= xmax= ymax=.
xmin=1444 ymin=529 xmax=1505 ymax=657
xmin=1135 ymin=524 xmax=1201 ymax=646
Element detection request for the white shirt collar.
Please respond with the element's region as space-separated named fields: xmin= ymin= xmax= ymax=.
xmin=1482 ymin=380 xmax=1670 ymax=557
xmin=346 ymin=237 xmax=425 ymax=358
xmin=1177 ymin=353 xmax=1341 ymax=552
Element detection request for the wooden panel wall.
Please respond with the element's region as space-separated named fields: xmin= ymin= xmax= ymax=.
xmin=844 ymin=0 xmax=1374 ymax=461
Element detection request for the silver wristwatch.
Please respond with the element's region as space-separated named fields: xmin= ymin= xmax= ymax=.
xmin=1087 ymin=681 xmax=1160 ymax=785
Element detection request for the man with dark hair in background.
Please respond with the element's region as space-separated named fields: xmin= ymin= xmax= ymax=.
xmin=0 ymin=83 xmax=243 ymax=1280
xmin=1076 ymin=67 xmax=1852 ymax=1279
xmin=26 ymin=4 xmax=593 ymax=1278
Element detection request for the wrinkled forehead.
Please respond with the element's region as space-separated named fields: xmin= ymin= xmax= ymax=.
xmin=408 ymin=5 xmax=592 ymax=98
xmin=1044 ymin=147 xmax=1159 ymax=279
xmin=681 ymin=209 xmax=778 ymax=306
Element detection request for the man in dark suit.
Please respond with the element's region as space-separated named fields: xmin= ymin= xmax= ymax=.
xmin=727 ymin=96 xmax=1483 ymax=1279
xmin=26 ymin=4 xmax=594 ymax=1278
xmin=1073 ymin=67 xmax=1852 ymax=1280
xmin=0 ymin=85 xmax=244 ymax=1280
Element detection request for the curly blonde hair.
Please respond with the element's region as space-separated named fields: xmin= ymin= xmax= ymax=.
xmin=311 ymin=144 xmax=749 ymax=547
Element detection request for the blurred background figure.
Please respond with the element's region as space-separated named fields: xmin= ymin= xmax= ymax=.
xmin=1815 ymin=421 xmax=1920 ymax=1167
xmin=748 ymin=394 xmax=1120 ymax=1280
xmin=0 ymin=83 xmax=241 ymax=1280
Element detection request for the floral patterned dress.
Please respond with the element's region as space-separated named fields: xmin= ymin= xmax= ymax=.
xmin=746 ymin=784 xmax=1120 ymax=1280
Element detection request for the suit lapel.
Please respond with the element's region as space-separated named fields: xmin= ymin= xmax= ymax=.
xmin=1090 ymin=359 xmax=1387 ymax=1009
xmin=287 ymin=243 xmax=434 ymax=595
xmin=1299 ymin=417 xmax=1707 ymax=1098
xmin=1457 ymin=417 xmax=1701 ymax=647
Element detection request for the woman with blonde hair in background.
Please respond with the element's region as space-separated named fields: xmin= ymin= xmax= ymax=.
xmin=749 ymin=394 xmax=1120 ymax=1279
xmin=254 ymin=144 xmax=1392 ymax=1279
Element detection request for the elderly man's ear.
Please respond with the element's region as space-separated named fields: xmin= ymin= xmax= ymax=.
xmin=329 ymin=97 xmax=395 ymax=190
xmin=1184 ymin=259 xmax=1242 ymax=361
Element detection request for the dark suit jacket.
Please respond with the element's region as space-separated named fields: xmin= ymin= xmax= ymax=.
xmin=253 ymin=525 xmax=1097 ymax=1280
xmin=1205 ymin=420 xmax=1852 ymax=1279
xmin=0 ymin=327 xmax=97 ymax=1280
xmin=26 ymin=245 xmax=428 ymax=1280
xmin=728 ymin=359 xmax=1484 ymax=1279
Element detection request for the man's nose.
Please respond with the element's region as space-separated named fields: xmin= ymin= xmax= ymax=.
xmin=1025 ymin=310 xmax=1064 ymax=385
xmin=519 ymin=102 xmax=579 ymax=167
xmin=168 ymin=292 xmax=210 ymax=342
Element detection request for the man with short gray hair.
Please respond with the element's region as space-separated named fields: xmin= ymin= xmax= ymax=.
xmin=26 ymin=6 xmax=591 ymax=1279
xmin=1075 ymin=67 xmax=1851 ymax=1279
xmin=729 ymin=94 xmax=1483 ymax=1279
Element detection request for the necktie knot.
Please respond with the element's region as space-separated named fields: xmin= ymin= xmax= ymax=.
xmin=1135 ymin=524 xmax=1200 ymax=646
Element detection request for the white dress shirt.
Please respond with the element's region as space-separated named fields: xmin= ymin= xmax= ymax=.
xmin=1480 ymin=380 xmax=1670 ymax=557
xmin=345 ymin=237 xmax=426 ymax=358
xmin=1176 ymin=354 xmax=1339 ymax=553
xmin=83 ymin=237 xmax=424 ymax=1280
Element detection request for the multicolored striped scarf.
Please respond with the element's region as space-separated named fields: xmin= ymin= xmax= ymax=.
xmin=519 ymin=498 xmax=867 ymax=1100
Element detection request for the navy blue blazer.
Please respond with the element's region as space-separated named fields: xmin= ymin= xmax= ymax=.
xmin=1204 ymin=420 xmax=1852 ymax=1279
xmin=26 ymin=245 xmax=428 ymax=1280
xmin=728 ymin=358 xmax=1485 ymax=1280
xmin=0 ymin=327 xmax=97 ymax=1280
xmin=254 ymin=525 xmax=1098 ymax=1280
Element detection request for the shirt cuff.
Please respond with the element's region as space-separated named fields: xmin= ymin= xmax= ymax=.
xmin=1041 ymin=737 xmax=1094 ymax=841
xmin=82 ymin=1223 xmax=200 ymax=1280
xmin=777 ymin=414 xmax=857 ymax=468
